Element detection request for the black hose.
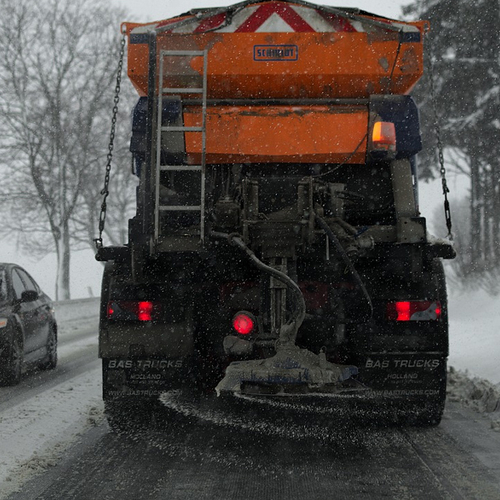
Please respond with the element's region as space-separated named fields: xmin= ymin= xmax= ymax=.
xmin=230 ymin=235 xmax=306 ymax=328
xmin=314 ymin=213 xmax=373 ymax=319
xmin=210 ymin=231 xmax=306 ymax=328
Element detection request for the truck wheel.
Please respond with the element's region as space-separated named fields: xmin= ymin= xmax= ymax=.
xmin=102 ymin=363 xmax=158 ymax=433
xmin=397 ymin=371 xmax=447 ymax=428
xmin=0 ymin=334 xmax=23 ymax=386
xmin=403 ymin=259 xmax=448 ymax=427
xmin=414 ymin=400 xmax=446 ymax=427
xmin=104 ymin=399 xmax=157 ymax=434
xmin=40 ymin=326 xmax=58 ymax=370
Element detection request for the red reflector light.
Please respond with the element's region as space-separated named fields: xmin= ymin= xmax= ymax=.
xmin=372 ymin=121 xmax=396 ymax=151
xmin=395 ymin=301 xmax=411 ymax=321
xmin=137 ymin=301 xmax=153 ymax=321
xmin=387 ymin=301 xmax=442 ymax=321
xmin=232 ymin=313 xmax=255 ymax=335
xmin=107 ymin=301 xmax=155 ymax=322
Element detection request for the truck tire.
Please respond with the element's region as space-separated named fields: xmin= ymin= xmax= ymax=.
xmin=418 ymin=259 xmax=448 ymax=426
xmin=393 ymin=361 xmax=447 ymax=427
xmin=399 ymin=259 xmax=448 ymax=427
xmin=414 ymin=386 xmax=447 ymax=427
xmin=102 ymin=363 xmax=157 ymax=434
xmin=104 ymin=398 xmax=158 ymax=434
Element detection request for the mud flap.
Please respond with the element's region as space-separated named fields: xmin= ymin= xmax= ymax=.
xmin=102 ymin=358 xmax=190 ymax=400
xmin=355 ymin=353 xmax=447 ymax=401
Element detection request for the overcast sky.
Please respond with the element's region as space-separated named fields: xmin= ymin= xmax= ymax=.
xmin=114 ymin=0 xmax=412 ymax=23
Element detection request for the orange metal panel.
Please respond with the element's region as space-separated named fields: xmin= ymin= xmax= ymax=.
xmin=183 ymin=105 xmax=368 ymax=163
xmin=122 ymin=23 xmax=149 ymax=96
xmin=125 ymin=30 xmax=424 ymax=99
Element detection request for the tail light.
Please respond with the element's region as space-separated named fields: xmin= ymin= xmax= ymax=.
xmin=371 ymin=121 xmax=396 ymax=153
xmin=387 ymin=301 xmax=442 ymax=321
xmin=232 ymin=311 xmax=255 ymax=335
xmin=107 ymin=301 xmax=157 ymax=322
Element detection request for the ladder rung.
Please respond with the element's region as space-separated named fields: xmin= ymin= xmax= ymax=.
xmin=161 ymin=126 xmax=204 ymax=132
xmin=162 ymin=88 xmax=204 ymax=94
xmin=162 ymin=50 xmax=205 ymax=57
xmin=161 ymin=165 xmax=202 ymax=171
xmin=159 ymin=206 xmax=201 ymax=212
xmin=156 ymin=49 xmax=207 ymax=245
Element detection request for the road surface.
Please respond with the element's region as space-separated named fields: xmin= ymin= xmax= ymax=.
xmin=1 ymin=309 xmax=499 ymax=500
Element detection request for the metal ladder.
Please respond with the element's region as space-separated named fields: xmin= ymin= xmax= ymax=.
xmin=154 ymin=50 xmax=208 ymax=245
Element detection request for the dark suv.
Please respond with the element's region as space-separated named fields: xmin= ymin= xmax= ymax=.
xmin=0 ymin=263 xmax=57 ymax=385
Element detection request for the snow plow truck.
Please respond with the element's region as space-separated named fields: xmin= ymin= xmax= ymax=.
xmin=96 ymin=0 xmax=455 ymax=430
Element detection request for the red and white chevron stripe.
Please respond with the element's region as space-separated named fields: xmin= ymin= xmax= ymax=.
xmin=131 ymin=1 xmax=418 ymax=35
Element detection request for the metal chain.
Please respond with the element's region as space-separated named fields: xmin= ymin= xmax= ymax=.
xmin=94 ymin=32 xmax=126 ymax=249
xmin=427 ymin=39 xmax=453 ymax=240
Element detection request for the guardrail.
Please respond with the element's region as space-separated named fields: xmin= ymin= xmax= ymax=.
xmin=53 ymin=297 xmax=100 ymax=323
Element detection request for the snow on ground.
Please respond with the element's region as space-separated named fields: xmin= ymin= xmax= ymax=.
xmin=0 ymin=288 xmax=499 ymax=498
xmin=448 ymin=288 xmax=500 ymax=386
xmin=447 ymin=367 xmax=500 ymax=432
xmin=0 ymin=312 xmax=103 ymax=499
xmin=0 ymin=370 xmax=103 ymax=499
xmin=53 ymin=298 xmax=100 ymax=324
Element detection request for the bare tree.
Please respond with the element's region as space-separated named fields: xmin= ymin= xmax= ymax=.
xmin=404 ymin=0 xmax=500 ymax=292
xmin=0 ymin=0 xmax=130 ymax=299
xmin=73 ymin=80 xmax=139 ymax=252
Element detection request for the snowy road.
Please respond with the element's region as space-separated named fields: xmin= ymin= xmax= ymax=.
xmin=1 ymin=308 xmax=500 ymax=499
xmin=0 ymin=313 xmax=102 ymax=499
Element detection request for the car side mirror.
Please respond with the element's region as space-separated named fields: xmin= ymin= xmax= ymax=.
xmin=21 ymin=290 xmax=39 ymax=302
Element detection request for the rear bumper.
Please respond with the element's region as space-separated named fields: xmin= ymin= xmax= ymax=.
xmin=102 ymin=350 xmax=447 ymax=403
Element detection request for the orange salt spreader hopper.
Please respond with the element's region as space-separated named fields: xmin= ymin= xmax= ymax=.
xmin=122 ymin=0 xmax=428 ymax=165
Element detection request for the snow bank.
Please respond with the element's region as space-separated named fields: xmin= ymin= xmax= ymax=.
xmin=53 ymin=297 xmax=100 ymax=323
xmin=447 ymin=367 xmax=500 ymax=432
xmin=448 ymin=289 xmax=500 ymax=385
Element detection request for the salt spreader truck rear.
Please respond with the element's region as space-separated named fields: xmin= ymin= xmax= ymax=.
xmin=96 ymin=0 xmax=455 ymax=429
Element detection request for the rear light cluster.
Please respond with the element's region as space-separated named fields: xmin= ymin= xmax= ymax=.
xmin=232 ymin=312 xmax=255 ymax=335
xmin=371 ymin=121 xmax=396 ymax=152
xmin=107 ymin=301 xmax=156 ymax=322
xmin=386 ymin=301 xmax=442 ymax=321
xmin=370 ymin=121 xmax=396 ymax=158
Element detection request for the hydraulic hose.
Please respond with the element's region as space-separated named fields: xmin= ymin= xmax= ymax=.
xmin=210 ymin=232 xmax=306 ymax=332
xmin=314 ymin=213 xmax=373 ymax=320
